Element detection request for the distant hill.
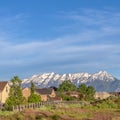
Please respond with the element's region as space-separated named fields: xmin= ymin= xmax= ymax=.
xmin=22 ymin=71 xmax=120 ymax=92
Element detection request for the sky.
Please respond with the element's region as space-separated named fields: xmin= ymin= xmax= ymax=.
xmin=0 ymin=0 xmax=120 ymax=80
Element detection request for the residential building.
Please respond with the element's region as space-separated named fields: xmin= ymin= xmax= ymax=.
xmin=109 ymin=92 xmax=120 ymax=97
xmin=0 ymin=81 xmax=10 ymax=104
xmin=94 ymin=92 xmax=111 ymax=99
xmin=22 ymin=87 xmax=31 ymax=100
xmin=35 ymin=88 xmax=56 ymax=101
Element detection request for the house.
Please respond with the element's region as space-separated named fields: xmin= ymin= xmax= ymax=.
xmin=22 ymin=87 xmax=31 ymax=100
xmin=109 ymin=92 xmax=120 ymax=98
xmin=94 ymin=92 xmax=111 ymax=99
xmin=49 ymin=97 xmax=62 ymax=102
xmin=0 ymin=81 xmax=10 ymax=104
xmin=35 ymin=88 xmax=56 ymax=101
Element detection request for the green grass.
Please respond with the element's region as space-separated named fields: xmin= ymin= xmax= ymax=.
xmin=0 ymin=111 xmax=15 ymax=116
xmin=0 ymin=100 xmax=120 ymax=120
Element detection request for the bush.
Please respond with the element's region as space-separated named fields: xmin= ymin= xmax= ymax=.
xmin=114 ymin=97 xmax=120 ymax=108
xmin=35 ymin=114 xmax=43 ymax=120
xmin=28 ymin=93 xmax=41 ymax=103
xmin=51 ymin=114 xmax=59 ymax=120
xmin=51 ymin=105 xmax=56 ymax=110
xmin=58 ymin=92 xmax=76 ymax=101
xmin=96 ymin=99 xmax=117 ymax=109
xmin=28 ymin=82 xmax=41 ymax=103
xmin=16 ymin=114 xmax=24 ymax=120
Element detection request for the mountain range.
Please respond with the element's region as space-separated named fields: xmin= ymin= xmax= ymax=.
xmin=22 ymin=71 xmax=120 ymax=92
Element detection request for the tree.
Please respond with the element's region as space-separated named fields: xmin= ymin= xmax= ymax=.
xmin=86 ymin=86 xmax=96 ymax=100
xmin=78 ymin=84 xmax=87 ymax=100
xmin=28 ymin=82 xmax=41 ymax=103
xmin=78 ymin=84 xmax=95 ymax=101
xmin=31 ymin=82 xmax=35 ymax=94
xmin=57 ymin=80 xmax=77 ymax=101
xmin=28 ymin=94 xmax=41 ymax=103
xmin=5 ymin=76 xmax=26 ymax=110
xmin=58 ymin=80 xmax=77 ymax=92
xmin=78 ymin=84 xmax=87 ymax=95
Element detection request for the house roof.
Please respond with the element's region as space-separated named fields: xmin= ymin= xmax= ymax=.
xmin=0 ymin=81 xmax=8 ymax=92
xmin=35 ymin=88 xmax=53 ymax=95
xmin=22 ymin=87 xmax=30 ymax=90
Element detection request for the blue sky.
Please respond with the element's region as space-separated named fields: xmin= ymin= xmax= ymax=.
xmin=0 ymin=0 xmax=120 ymax=80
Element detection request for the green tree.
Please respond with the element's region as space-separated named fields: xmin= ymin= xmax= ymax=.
xmin=86 ymin=86 xmax=95 ymax=100
xmin=5 ymin=76 xmax=26 ymax=110
xmin=78 ymin=84 xmax=87 ymax=95
xmin=28 ymin=82 xmax=41 ymax=103
xmin=31 ymin=81 xmax=35 ymax=94
xmin=78 ymin=84 xmax=95 ymax=101
xmin=28 ymin=94 xmax=41 ymax=103
xmin=78 ymin=84 xmax=87 ymax=100
xmin=58 ymin=80 xmax=76 ymax=92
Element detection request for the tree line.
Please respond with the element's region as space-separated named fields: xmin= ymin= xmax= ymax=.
xmin=57 ymin=80 xmax=95 ymax=101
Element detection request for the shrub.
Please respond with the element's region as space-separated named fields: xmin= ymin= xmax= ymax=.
xmin=28 ymin=93 xmax=41 ymax=103
xmin=16 ymin=114 xmax=24 ymax=120
xmin=51 ymin=114 xmax=59 ymax=120
xmin=96 ymin=100 xmax=117 ymax=109
xmin=51 ymin=105 xmax=56 ymax=110
xmin=58 ymin=92 xmax=76 ymax=101
xmin=35 ymin=114 xmax=43 ymax=120
xmin=28 ymin=82 xmax=41 ymax=103
xmin=114 ymin=97 xmax=120 ymax=108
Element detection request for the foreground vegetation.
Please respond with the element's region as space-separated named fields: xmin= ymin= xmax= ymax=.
xmin=0 ymin=98 xmax=120 ymax=120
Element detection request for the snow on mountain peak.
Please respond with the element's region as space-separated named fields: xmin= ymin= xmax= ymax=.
xmin=98 ymin=70 xmax=107 ymax=74
xmin=92 ymin=71 xmax=114 ymax=81
xmin=22 ymin=71 xmax=120 ymax=92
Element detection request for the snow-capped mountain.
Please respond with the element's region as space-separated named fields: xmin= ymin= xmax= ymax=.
xmin=22 ymin=71 xmax=120 ymax=92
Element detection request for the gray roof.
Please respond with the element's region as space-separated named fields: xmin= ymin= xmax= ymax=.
xmin=35 ymin=88 xmax=53 ymax=95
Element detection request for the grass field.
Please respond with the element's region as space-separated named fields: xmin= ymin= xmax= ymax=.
xmin=0 ymin=103 xmax=120 ymax=120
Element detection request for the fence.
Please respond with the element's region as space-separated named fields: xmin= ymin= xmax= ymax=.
xmin=12 ymin=101 xmax=89 ymax=112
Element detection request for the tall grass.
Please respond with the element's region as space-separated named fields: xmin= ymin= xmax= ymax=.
xmin=0 ymin=110 xmax=15 ymax=116
xmin=0 ymin=98 xmax=120 ymax=120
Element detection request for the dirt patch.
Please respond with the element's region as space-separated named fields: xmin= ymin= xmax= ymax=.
xmin=22 ymin=108 xmax=120 ymax=120
xmin=23 ymin=109 xmax=52 ymax=117
xmin=87 ymin=111 xmax=120 ymax=120
xmin=92 ymin=112 xmax=113 ymax=120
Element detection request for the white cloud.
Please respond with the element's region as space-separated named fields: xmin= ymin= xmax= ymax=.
xmin=0 ymin=32 xmax=119 ymax=67
xmin=0 ymin=8 xmax=120 ymax=79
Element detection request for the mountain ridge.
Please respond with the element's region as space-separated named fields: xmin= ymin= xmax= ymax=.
xmin=22 ymin=71 xmax=120 ymax=92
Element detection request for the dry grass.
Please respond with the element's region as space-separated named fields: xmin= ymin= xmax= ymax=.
xmin=0 ymin=104 xmax=120 ymax=120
